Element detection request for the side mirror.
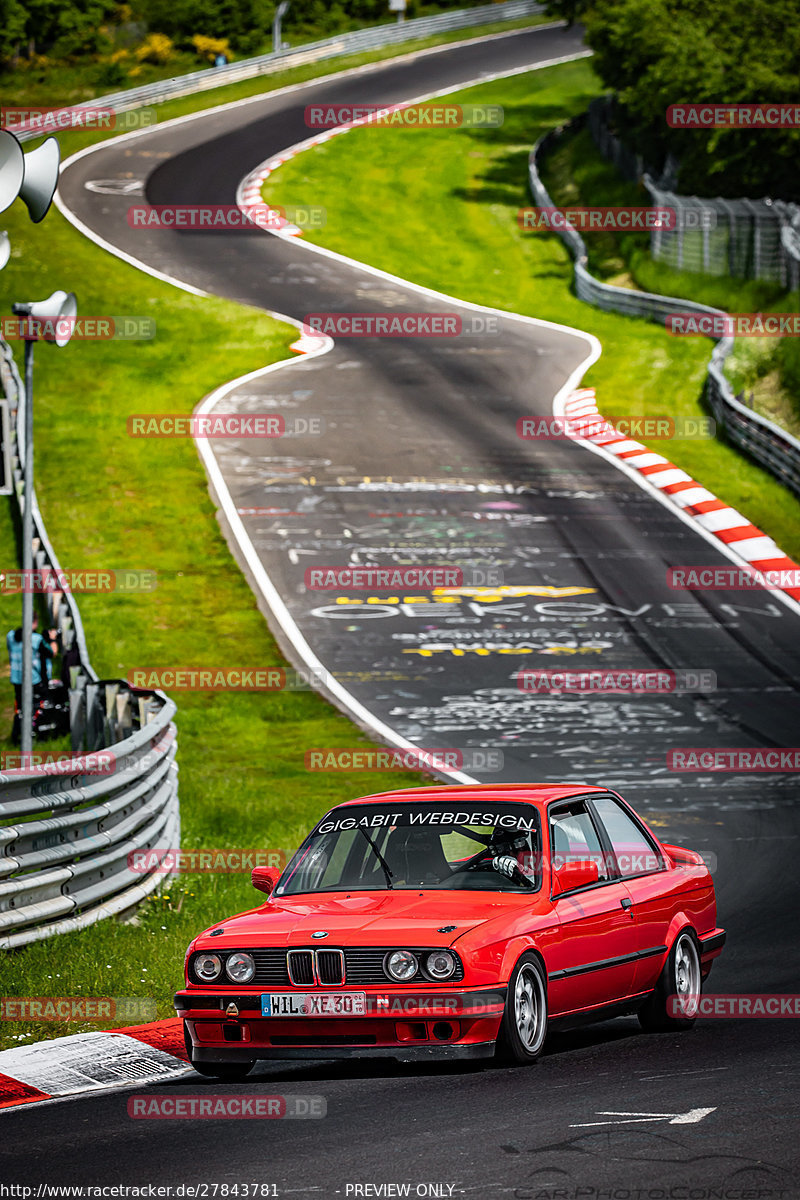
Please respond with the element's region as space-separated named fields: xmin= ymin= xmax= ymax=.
xmin=553 ymin=856 xmax=599 ymax=894
xmin=251 ymin=866 xmax=277 ymax=895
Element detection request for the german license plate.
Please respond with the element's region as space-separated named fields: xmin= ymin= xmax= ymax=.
xmin=261 ymin=992 xmax=367 ymax=1016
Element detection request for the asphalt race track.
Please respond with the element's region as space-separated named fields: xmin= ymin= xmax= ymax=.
xmin=6 ymin=21 xmax=797 ymax=1195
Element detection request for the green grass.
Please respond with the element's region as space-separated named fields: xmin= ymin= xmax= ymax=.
xmin=262 ymin=61 xmax=800 ymax=560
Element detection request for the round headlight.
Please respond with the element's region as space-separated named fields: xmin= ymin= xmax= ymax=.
xmin=225 ymin=952 xmax=255 ymax=983
xmin=426 ymin=950 xmax=456 ymax=980
xmin=194 ymin=953 xmax=222 ymax=982
xmin=385 ymin=950 xmax=418 ymax=982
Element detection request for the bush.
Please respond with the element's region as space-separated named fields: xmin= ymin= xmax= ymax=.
xmin=95 ymin=58 xmax=128 ymax=86
xmin=134 ymin=32 xmax=173 ymax=63
xmin=190 ymin=34 xmax=232 ymax=63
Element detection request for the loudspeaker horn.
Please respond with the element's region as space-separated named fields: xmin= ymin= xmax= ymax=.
xmin=13 ymin=291 xmax=78 ymax=347
xmin=0 ymin=131 xmax=24 ymax=216
xmin=19 ymin=137 xmax=60 ymax=223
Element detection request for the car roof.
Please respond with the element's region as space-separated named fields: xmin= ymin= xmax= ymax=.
xmin=336 ymin=783 xmax=607 ymax=809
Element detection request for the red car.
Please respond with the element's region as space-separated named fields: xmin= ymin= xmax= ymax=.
xmin=175 ymin=784 xmax=725 ymax=1075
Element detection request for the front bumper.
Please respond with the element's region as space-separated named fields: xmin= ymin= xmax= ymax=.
xmin=175 ymin=987 xmax=506 ymax=1060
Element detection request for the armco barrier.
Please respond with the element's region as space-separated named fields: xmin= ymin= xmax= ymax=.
xmin=0 ymin=695 xmax=179 ymax=950
xmin=529 ymin=123 xmax=800 ymax=500
xmin=0 ymin=341 xmax=180 ymax=949
xmin=11 ymin=0 xmax=545 ymax=143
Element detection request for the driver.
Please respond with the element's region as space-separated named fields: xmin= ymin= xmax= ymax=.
xmin=486 ymin=830 xmax=537 ymax=884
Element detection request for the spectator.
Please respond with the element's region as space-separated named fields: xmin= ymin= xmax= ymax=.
xmin=6 ymin=614 xmax=58 ymax=744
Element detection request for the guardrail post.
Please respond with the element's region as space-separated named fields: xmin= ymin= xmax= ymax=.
xmin=69 ymin=674 xmax=87 ymax=751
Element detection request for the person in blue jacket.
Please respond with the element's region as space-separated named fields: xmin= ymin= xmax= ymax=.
xmin=6 ymin=613 xmax=58 ymax=743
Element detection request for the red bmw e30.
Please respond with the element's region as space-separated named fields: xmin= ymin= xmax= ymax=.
xmin=175 ymin=784 xmax=724 ymax=1075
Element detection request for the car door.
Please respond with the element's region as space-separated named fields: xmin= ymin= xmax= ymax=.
xmin=588 ymin=793 xmax=677 ymax=995
xmin=547 ymin=799 xmax=639 ymax=1017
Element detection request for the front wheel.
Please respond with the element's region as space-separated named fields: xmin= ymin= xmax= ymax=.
xmin=183 ymin=1020 xmax=256 ymax=1079
xmin=495 ymin=952 xmax=548 ymax=1064
xmin=638 ymin=929 xmax=701 ymax=1032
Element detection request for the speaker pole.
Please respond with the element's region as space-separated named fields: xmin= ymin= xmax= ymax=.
xmin=21 ymin=336 xmax=34 ymax=753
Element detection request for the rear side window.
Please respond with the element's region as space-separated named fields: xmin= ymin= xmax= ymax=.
xmin=592 ymin=796 xmax=663 ymax=878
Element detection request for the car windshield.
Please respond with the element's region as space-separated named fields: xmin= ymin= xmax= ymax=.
xmin=276 ymin=802 xmax=542 ymax=895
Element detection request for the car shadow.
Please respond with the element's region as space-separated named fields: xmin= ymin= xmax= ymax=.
xmin=165 ymin=1016 xmax=647 ymax=1086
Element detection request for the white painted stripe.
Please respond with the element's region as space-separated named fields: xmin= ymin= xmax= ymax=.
xmin=0 ymin=1032 xmax=188 ymax=1097
xmin=604 ymin=440 xmax=648 ymax=455
xmin=694 ymin=509 xmax=751 ymax=532
xmin=671 ymin=487 xmax=716 ymax=507
xmin=733 ymin=536 xmax=781 ymax=561
xmin=642 ymin=468 xmax=693 ymax=488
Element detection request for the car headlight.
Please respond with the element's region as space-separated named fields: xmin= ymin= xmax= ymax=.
xmin=426 ymin=950 xmax=456 ymax=980
xmin=225 ymin=952 xmax=255 ymax=983
xmin=385 ymin=950 xmax=418 ymax=981
xmin=194 ymin=953 xmax=222 ymax=982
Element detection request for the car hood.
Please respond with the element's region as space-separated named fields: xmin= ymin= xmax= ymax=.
xmin=194 ymin=891 xmax=527 ymax=949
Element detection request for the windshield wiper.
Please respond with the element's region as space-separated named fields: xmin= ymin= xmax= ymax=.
xmin=357 ymin=827 xmax=394 ymax=890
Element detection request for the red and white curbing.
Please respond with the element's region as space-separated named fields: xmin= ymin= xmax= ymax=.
xmin=560 ymin=388 xmax=800 ymax=603
xmin=0 ymin=1020 xmax=189 ymax=1111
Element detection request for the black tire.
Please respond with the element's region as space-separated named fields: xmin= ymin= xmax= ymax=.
xmin=183 ymin=1020 xmax=255 ymax=1080
xmin=495 ymin=952 xmax=548 ymax=1065
xmin=638 ymin=928 xmax=701 ymax=1032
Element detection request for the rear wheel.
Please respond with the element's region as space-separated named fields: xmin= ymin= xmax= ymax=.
xmin=495 ymin=953 xmax=548 ymax=1064
xmin=183 ymin=1020 xmax=255 ymax=1080
xmin=638 ymin=929 xmax=701 ymax=1032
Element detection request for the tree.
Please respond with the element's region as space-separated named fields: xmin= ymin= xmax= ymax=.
xmin=577 ymin=0 xmax=800 ymax=199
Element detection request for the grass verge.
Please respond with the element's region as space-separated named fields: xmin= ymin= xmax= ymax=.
xmin=263 ymin=60 xmax=800 ymax=559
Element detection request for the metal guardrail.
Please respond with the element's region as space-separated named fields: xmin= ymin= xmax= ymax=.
xmin=587 ymin=97 xmax=800 ymax=287
xmin=12 ymin=0 xmax=546 ymax=143
xmin=0 ymin=340 xmax=180 ymax=948
xmin=529 ymin=125 xmax=800 ymax=500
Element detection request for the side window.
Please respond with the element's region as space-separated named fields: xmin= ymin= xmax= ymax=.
xmin=550 ymin=803 xmax=610 ymax=882
xmin=592 ymin=796 xmax=663 ymax=878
